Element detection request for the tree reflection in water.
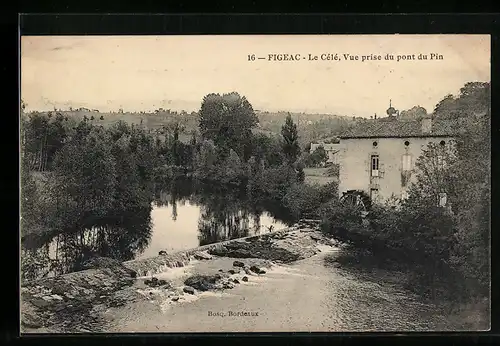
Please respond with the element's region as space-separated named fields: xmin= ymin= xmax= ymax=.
xmin=196 ymin=195 xmax=254 ymax=246
xmin=21 ymin=206 xmax=153 ymax=281
xmin=21 ymin=179 xmax=294 ymax=282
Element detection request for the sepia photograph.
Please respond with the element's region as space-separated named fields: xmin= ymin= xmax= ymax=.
xmin=19 ymin=34 xmax=490 ymax=333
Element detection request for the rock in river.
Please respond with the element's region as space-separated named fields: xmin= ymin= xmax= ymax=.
xmin=184 ymin=274 xmax=223 ymax=292
xmin=233 ymin=260 xmax=245 ymax=267
xmin=144 ymin=277 xmax=171 ymax=288
xmin=250 ymin=265 xmax=266 ymax=275
xmin=193 ymin=251 xmax=213 ymax=260
xmin=183 ymin=286 xmax=195 ymax=295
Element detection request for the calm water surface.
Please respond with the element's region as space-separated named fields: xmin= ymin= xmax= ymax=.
xmin=137 ymin=201 xmax=287 ymax=259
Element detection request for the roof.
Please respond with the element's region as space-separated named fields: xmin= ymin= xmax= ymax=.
xmin=338 ymin=117 xmax=462 ymax=139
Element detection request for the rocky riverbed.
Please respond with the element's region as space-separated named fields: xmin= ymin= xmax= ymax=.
xmin=21 ymin=221 xmax=338 ymax=333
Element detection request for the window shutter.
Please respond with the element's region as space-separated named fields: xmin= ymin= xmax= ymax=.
xmin=439 ymin=192 xmax=447 ymax=207
xmin=402 ymin=154 xmax=412 ymax=171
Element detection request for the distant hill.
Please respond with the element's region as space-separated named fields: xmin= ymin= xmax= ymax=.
xmin=256 ymin=111 xmax=360 ymax=147
xmin=25 ymin=108 xmax=363 ymax=148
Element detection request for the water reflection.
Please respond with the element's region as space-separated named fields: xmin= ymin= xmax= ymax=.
xmin=21 ymin=179 xmax=294 ymax=282
xmin=21 ymin=205 xmax=153 ymax=281
xmin=142 ymin=180 xmax=292 ymax=256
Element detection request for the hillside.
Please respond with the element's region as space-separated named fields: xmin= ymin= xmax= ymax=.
xmin=25 ymin=109 xmax=359 ymax=148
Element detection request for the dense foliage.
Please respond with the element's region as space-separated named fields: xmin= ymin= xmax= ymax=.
xmin=198 ymin=92 xmax=258 ymax=159
xmin=302 ymin=145 xmax=328 ymax=168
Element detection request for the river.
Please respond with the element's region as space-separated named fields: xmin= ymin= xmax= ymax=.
xmin=102 ymin=247 xmax=489 ymax=332
xmin=21 ymin=180 xmax=489 ymax=332
xmin=21 ymin=180 xmax=292 ymax=280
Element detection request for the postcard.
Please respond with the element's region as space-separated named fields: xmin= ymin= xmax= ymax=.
xmin=20 ymin=34 xmax=491 ymax=333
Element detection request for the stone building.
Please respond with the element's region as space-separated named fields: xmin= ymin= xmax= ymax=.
xmin=310 ymin=141 xmax=341 ymax=164
xmin=336 ymin=106 xmax=461 ymax=205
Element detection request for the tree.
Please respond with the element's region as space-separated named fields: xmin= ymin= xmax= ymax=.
xmin=250 ymin=133 xmax=284 ymax=168
xmin=445 ymin=115 xmax=490 ymax=295
xmin=171 ymin=122 xmax=181 ymax=166
xmin=23 ymin=113 xmax=51 ymax=171
xmin=222 ymin=149 xmax=244 ymax=185
xmin=458 ymin=82 xmax=491 ymax=115
xmin=198 ymin=92 xmax=258 ymax=158
xmin=406 ymin=142 xmax=458 ymax=202
xmin=45 ymin=113 xmax=68 ymax=170
xmin=399 ymin=106 xmax=428 ymax=120
xmin=193 ymin=139 xmax=218 ymax=180
xmin=433 ymin=82 xmax=490 ymax=118
xmin=52 ymin=126 xmax=117 ymax=230
xmin=281 ymin=113 xmax=301 ymax=165
xmin=307 ymin=145 xmax=328 ymax=167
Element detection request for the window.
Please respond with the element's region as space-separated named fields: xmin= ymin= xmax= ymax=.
xmin=402 ymin=154 xmax=412 ymax=171
xmin=370 ymin=188 xmax=379 ymax=202
xmin=371 ymin=155 xmax=379 ymax=177
xmin=372 ymin=141 xmax=378 ymax=147
xmin=404 ymin=140 xmax=410 ymax=146
xmin=438 ymin=193 xmax=447 ymax=207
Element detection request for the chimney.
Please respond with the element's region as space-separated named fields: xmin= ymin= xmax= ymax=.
xmin=421 ymin=117 xmax=432 ymax=134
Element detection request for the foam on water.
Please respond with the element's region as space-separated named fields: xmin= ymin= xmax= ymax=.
xmin=137 ymin=261 xmax=196 ymax=281
xmin=317 ymin=244 xmax=339 ymax=253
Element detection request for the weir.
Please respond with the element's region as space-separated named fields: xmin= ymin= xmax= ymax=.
xmin=23 ymin=220 xmax=321 ymax=286
xmin=123 ymin=227 xmax=299 ymax=277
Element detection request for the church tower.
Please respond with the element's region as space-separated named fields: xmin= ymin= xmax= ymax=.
xmin=386 ymin=99 xmax=399 ymax=118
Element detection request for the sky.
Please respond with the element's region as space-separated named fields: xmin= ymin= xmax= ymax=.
xmin=20 ymin=35 xmax=490 ymax=118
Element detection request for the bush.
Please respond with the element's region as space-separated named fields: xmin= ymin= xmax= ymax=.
xmin=217 ymin=149 xmax=245 ymax=186
xmin=259 ymin=164 xmax=297 ymax=201
xmin=326 ymin=164 xmax=340 ymax=177
xmin=283 ymin=184 xmax=321 ymax=218
xmin=320 ymin=202 xmax=365 ymax=243
xmin=317 ymin=181 xmax=338 ymax=201
xmin=282 ymin=179 xmax=338 ymax=219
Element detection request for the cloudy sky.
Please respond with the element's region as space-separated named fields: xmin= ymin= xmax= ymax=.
xmin=21 ymin=35 xmax=490 ymax=117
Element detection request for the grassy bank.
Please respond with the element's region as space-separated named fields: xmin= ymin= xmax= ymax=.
xmin=304 ymin=167 xmax=338 ymax=186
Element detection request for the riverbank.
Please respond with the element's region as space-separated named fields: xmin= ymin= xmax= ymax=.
xmin=21 ymin=220 xmax=339 ymax=333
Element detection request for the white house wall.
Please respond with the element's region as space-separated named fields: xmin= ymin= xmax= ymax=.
xmin=338 ymin=136 xmax=455 ymax=203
